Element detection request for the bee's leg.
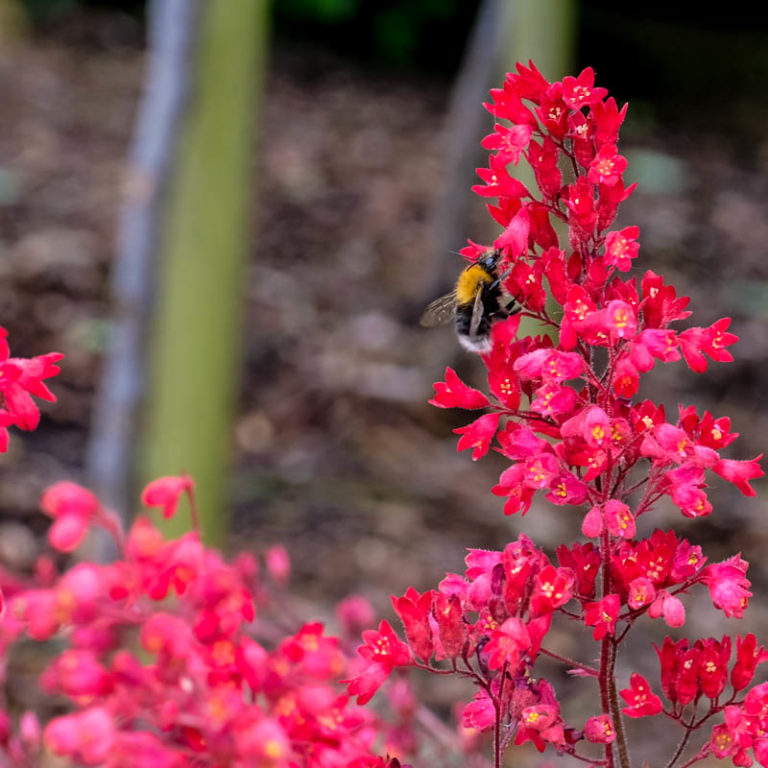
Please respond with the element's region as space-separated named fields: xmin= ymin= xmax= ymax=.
xmin=487 ymin=267 xmax=512 ymax=293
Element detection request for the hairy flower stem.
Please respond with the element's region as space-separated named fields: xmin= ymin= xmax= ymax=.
xmin=599 ymin=524 xmax=616 ymax=768
xmin=494 ymin=663 xmax=508 ymax=768
xmin=599 ymin=636 xmax=616 ymax=768
xmin=607 ymin=639 xmax=631 ymax=768
xmin=665 ymin=728 xmax=693 ymax=768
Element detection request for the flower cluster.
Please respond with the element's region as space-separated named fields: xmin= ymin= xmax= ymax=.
xmin=1 ymin=478 xmax=416 ymax=767
xmin=2 ymin=61 xmax=767 ymax=768
xmin=0 ymin=338 xmax=415 ymax=768
xmin=358 ymin=63 xmax=766 ymax=767
xmin=0 ymin=326 xmax=63 ymax=451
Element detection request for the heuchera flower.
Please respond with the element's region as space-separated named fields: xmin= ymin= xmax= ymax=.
xmin=4 ymin=63 xmax=768 ymax=768
xmin=407 ymin=61 xmax=765 ymax=765
xmin=40 ymin=482 xmax=102 ymax=553
xmin=141 ymin=474 xmax=195 ymax=519
xmin=0 ymin=326 xmax=63 ymax=438
xmin=620 ymin=674 xmax=663 ymax=718
xmin=583 ymin=594 xmax=620 ymax=641
xmin=584 ymin=714 xmax=616 ymax=743
xmin=705 ymin=555 xmax=752 ymax=618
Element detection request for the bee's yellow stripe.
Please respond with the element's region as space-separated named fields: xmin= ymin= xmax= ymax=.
xmin=455 ymin=264 xmax=493 ymax=305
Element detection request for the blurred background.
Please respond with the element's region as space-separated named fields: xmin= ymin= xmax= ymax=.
xmin=1 ymin=1 xmax=768 ymax=760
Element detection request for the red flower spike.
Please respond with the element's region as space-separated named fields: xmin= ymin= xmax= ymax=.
xmin=519 ymin=704 xmax=557 ymax=732
xmin=492 ymin=466 xmax=536 ymax=516
xmin=429 ymin=367 xmax=489 ymax=410
xmin=654 ymin=636 xmax=688 ymax=704
xmin=640 ymin=271 xmax=691 ymax=328
xmin=484 ymin=85 xmax=538 ymax=126
xmin=537 ymin=83 xmax=569 ymax=141
xmin=44 ymin=707 xmax=115 ymax=766
xmin=710 ymin=723 xmax=739 ymax=760
xmin=620 ymin=673 xmax=663 ymax=718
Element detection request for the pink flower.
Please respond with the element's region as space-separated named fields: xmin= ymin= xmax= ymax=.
xmin=705 ymin=555 xmax=752 ymax=618
xmin=336 ymin=595 xmax=376 ymax=637
xmin=44 ymin=707 xmax=116 ymax=766
xmin=604 ymin=226 xmax=640 ymax=271
xmin=713 ymin=456 xmax=764 ymax=497
xmin=584 ymin=714 xmax=616 ymax=743
xmin=358 ymin=620 xmax=412 ymax=669
xmin=484 ymin=617 xmax=531 ymax=670
xmin=40 ymin=482 xmax=101 ymax=552
xmin=627 ymin=577 xmax=656 ymax=610
xmin=462 ymin=691 xmax=496 ymax=731
xmin=234 ymin=717 xmax=290 ymax=763
xmin=141 ymin=474 xmax=195 ymax=519
xmin=265 ymin=545 xmax=291 ymax=584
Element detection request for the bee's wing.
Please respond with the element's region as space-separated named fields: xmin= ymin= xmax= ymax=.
xmin=420 ymin=292 xmax=457 ymax=327
xmin=469 ymin=284 xmax=484 ymax=336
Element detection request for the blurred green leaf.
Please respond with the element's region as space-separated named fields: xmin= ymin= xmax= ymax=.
xmin=278 ymin=0 xmax=359 ymax=22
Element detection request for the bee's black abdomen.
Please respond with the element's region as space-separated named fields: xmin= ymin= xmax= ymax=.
xmin=455 ymin=303 xmax=491 ymax=337
xmin=454 ymin=282 xmax=512 ymax=352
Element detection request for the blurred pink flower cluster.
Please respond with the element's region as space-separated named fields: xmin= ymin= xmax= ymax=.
xmin=1 ymin=363 xmax=415 ymax=766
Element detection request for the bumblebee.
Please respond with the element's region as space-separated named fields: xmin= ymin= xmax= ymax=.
xmin=420 ymin=248 xmax=518 ymax=353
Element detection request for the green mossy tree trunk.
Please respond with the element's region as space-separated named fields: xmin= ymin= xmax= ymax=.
xmin=501 ymin=0 xmax=575 ymax=83
xmin=141 ymin=0 xmax=267 ymax=544
xmin=501 ymin=0 xmax=575 ymax=344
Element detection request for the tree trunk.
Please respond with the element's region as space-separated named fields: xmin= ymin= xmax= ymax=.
xmin=140 ymin=0 xmax=268 ymax=543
